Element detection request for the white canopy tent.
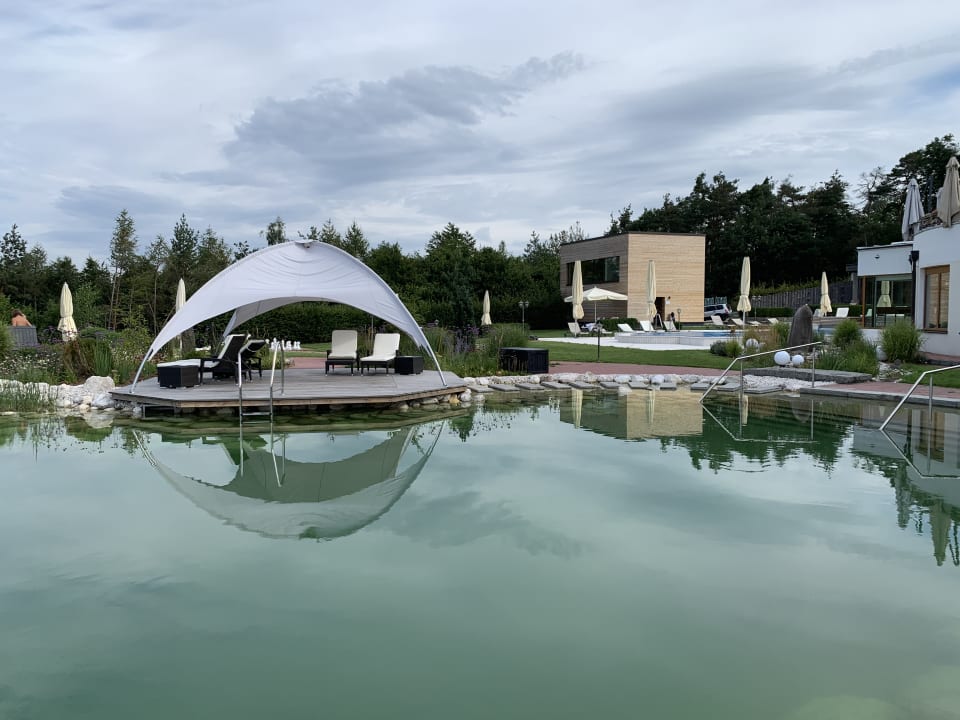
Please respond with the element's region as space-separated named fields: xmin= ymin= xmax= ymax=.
xmin=130 ymin=240 xmax=445 ymax=388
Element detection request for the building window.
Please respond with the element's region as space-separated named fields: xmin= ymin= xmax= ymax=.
xmin=566 ymin=256 xmax=620 ymax=285
xmin=925 ymin=266 xmax=949 ymax=331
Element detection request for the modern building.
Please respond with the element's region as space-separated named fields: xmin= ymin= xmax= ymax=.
xmin=558 ymin=231 xmax=706 ymax=324
xmin=856 ymin=158 xmax=960 ymax=356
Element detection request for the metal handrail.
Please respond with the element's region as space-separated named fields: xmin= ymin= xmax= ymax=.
xmin=878 ymin=363 xmax=960 ymax=431
xmin=700 ymin=341 xmax=823 ymax=404
xmin=239 ymin=341 xmax=285 ymax=426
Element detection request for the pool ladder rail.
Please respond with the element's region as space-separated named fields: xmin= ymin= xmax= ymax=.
xmin=238 ymin=342 xmax=285 ymax=425
xmin=699 ymin=341 xmax=824 ymax=404
xmin=879 ymin=363 xmax=960 ymax=432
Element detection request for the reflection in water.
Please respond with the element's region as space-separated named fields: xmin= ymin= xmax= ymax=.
xmin=138 ymin=422 xmax=442 ymax=540
xmin=559 ymin=389 xmax=703 ymax=440
xmin=525 ymin=389 xmax=960 ymax=570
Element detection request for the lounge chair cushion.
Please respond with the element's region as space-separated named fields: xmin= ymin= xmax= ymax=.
xmin=361 ymin=333 xmax=401 ymax=373
xmin=326 ymin=330 xmax=359 ymax=373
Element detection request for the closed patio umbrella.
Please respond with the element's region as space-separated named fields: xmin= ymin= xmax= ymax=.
xmin=571 ymin=260 xmax=584 ymax=322
xmin=57 ymin=282 xmax=77 ymax=341
xmin=646 ymin=260 xmax=657 ymax=322
xmin=877 ymin=280 xmax=892 ymax=308
xmin=819 ymin=271 xmax=832 ymax=316
xmin=175 ymin=277 xmax=186 ymax=356
xmin=902 ymin=178 xmax=924 ymax=240
xmin=480 ymin=290 xmax=492 ymax=326
xmin=937 ymin=156 xmax=960 ymax=228
xmin=736 ymin=257 xmax=751 ymax=323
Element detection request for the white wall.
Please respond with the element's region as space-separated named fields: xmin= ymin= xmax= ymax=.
xmin=914 ymin=224 xmax=960 ymax=356
xmin=857 ymin=243 xmax=914 ymax=276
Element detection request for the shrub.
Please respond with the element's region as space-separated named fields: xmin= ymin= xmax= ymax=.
xmin=0 ymin=379 xmax=55 ymax=413
xmin=817 ymin=338 xmax=879 ymax=375
xmin=831 ymin=319 xmax=862 ymax=349
xmin=709 ymin=339 xmax=742 ymax=358
xmin=93 ymin=340 xmax=113 ymax=377
xmin=881 ymin=320 xmax=922 ymax=363
xmin=709 ymin=340 xmax=727 ymax=356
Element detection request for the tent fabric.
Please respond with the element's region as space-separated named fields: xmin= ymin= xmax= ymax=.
xmin=132 ymin=240 xmax=443 ymax=386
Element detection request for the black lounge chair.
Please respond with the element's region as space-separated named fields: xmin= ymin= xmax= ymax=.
xmin=201 ymin=333 xmax=250 ymax=382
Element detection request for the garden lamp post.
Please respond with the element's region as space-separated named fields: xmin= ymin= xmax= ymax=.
xmin=518 ymin=300 xmax=529 ymax=328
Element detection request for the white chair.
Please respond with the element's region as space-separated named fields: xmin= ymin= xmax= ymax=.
xmin=325 ymin=330 xmax=359 ymax=374
xmin=664 ymin=320 xmax=678 ymax=332
xmin=730 ymin=318 xmax=745 ymax=328
xmin=360 ymin=333 xmax=401 ymax=374
xmin=710 ymin=315 xmax=725 ymax=328
xmin=639 ymin=320 xmax=657 ymax=332
xmin=567 ymin=322 xmax=583 ymax=337
xmin=835 ymin=307 xmax=849 ymax=318
xmin=617 ymin=322 xmax=635 ymax=333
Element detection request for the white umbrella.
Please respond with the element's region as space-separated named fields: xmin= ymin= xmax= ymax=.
xmin=736 ymin=257 xmax=752 ymax=323
xmin=175 ymin=277 xmax=186 ymax=356
xmin=480 ymin=290 xmax=492 ymax=326
xmin=646 ymin=260 xmax=657 ymax=322
xmin=902 ymin=178 xmax=924 ymax=240
xmin=57 ymin=282 xmax=77 ymax=341
xmin=578 ymin=286 xmax=628 ymax=360
xmin=819 ymin=271 xmax=832 ymax=316
xmin=938 ymin=156 xmax=960 ymax=228
xmin=571 ymin=260 xmax=584 ymax=321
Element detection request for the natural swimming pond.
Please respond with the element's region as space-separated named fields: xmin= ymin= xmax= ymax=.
xmin=3 ymin=391 xmax=960 ymax=719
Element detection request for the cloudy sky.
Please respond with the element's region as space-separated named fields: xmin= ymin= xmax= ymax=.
xmin=2 ymin=0 xmax=959 ymax=265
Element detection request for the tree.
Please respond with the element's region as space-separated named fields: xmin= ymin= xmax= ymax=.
xmin=167 ymin=215 xmax=199 ymax=280
xmin=108 ymin=209 xmax=138 ymax=329
xmin=342 ymin=221 xmax=370 ymax=260
xmin=423 ymin=223 xmax=478 ymax=328
xmin=0 ymin=224 xmax=27 ymax=302
xmin=263 ymin=216 xmax=287 ymax=245
xmin=318 ymin=220 xmax=343 ymax=249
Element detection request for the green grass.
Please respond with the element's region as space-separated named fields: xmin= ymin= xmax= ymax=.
xmin=299 ymin=334 xmax=731 ymax=371
xmin=527 ymin=339 xmax=731 ymax=369
xmin=900 ymin=364 xmax=960 ymax=388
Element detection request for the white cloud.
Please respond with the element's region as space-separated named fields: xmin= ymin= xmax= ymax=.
xmin=0 ymin=0 xmax=958 ymax=264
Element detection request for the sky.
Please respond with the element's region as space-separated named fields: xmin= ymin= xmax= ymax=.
xmin=2 ymin=0 xmax=959 ymax=266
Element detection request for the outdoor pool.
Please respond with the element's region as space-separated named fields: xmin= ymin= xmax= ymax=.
xmin=3 ymin=392 xmax=960 ymax=719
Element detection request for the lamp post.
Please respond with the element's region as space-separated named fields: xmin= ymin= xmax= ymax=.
xmin=518 ymin=300 xmax=529 ymax=328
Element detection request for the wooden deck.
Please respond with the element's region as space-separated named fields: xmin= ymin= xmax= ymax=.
xmin=111 ymin=368 xmax=466 ymax=411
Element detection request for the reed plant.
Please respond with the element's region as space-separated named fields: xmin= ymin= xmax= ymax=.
xmin=0 ymin=379 xmax=56 ymax=413
xmin=881 ymin=320 xmax=923 ymax=363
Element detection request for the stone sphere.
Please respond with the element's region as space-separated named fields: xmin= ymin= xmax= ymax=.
xmin=745 ymin=338 xmax=760 ymax=350
xmin=792 ymin=354 xmax=805 ymax=367
xmin=774 ymin=350 xmax=791 ymax=366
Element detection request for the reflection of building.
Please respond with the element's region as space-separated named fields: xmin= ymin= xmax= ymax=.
xmin=559 ymin=232 xmax=706 ymax=323
xmin=559 ymin=391 xmax=703 ymax=440
xmin=140 ymin=423 xmax=441 ymax=539
xmin=853 ymin=413 xmax=960 ymax=568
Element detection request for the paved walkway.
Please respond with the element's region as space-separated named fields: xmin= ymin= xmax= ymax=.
xmin=290 ymin=355 xmax=960 ymax=406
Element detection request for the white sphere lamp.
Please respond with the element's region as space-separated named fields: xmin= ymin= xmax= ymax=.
xmin=791 ymin=354 xmax=805 ymax=367
xmin=774 ymin=350 xmax=790 ymax=366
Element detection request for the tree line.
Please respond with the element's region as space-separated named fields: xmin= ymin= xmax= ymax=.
xmin=0 ymin=134 xmax=954 ymax=337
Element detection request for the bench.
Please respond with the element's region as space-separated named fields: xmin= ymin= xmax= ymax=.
xmin=9 ymin=326 xmax=39 ymax=349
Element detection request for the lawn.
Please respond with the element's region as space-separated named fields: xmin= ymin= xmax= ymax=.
xmin=900 ymin=363 xmax=960 ymax=388
xmin=295 ymin=333 xmax=735 ymax=371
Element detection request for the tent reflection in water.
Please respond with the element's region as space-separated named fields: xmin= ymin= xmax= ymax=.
xmin=139 ymin=422 xmax=442 ymax=540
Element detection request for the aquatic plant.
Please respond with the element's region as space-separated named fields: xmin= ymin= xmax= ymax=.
xmin=0 ymin=379 xmax=56 ymax=413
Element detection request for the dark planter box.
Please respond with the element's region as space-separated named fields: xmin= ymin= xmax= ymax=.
xmin=498 ymin=347 xmax=548 ymax=374
xmin=157 ymin=363 xmax=200 ymax=388
xmin=395 ymin=356 xmax=424 ymax=375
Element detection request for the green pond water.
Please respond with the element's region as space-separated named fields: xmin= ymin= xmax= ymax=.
xmin=3 ymin=391 xmax=960 ymax=719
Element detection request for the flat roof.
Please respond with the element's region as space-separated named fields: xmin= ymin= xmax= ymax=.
xmin=561 ymin=230 xmax=706 ymax=246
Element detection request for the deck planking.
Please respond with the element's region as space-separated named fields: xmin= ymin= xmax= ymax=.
xmin=111 ymin=368 xmax=466 ymax=410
